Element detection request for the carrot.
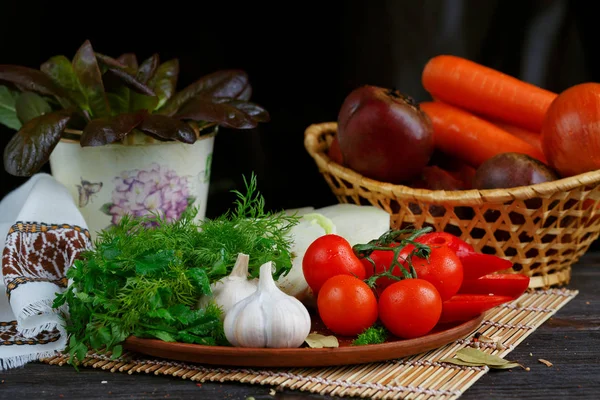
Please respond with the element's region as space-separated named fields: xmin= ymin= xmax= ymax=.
xmin=490 ymin=120 xmax=543 ymax=154
xmin=422 ymin=55 xmax=558 ymax=132
xmin=419 ymin=101 xmax=547 ymax=167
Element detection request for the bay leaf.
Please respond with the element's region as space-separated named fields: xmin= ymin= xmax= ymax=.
xmin=454 ymin=348 xmax=515 ymax=367
xmin=304 ymin=333 xmax=339 ymax=349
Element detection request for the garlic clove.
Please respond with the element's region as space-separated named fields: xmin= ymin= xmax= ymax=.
xmin=224 ymin=261 xmax=312 ymax=348
xmin=197 ymin=253 xmax=258 ymax=319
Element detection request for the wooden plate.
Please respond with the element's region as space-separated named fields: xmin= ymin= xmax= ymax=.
xmin=123 ymin=314 xmax=483 ymax=368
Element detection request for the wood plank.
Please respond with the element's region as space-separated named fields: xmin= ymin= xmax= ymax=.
xmin=1 ymin=258 xmax=599 ymax=399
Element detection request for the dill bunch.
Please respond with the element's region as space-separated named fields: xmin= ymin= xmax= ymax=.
xmin=53 ymin=173 xmax=299 ymax=365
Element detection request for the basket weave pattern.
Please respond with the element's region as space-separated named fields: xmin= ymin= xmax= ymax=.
xmin=304 ymin=122 xmax=600 ymax=288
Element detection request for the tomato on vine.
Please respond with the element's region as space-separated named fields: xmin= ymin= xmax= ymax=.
xmin=302 ymin=234 xmax=366 ymax=294
xmin=399 ymin=244 xmax=463 ymax=301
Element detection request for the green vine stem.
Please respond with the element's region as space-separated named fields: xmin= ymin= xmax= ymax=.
xmin=352 ymin=226 xmax=433 ymax=289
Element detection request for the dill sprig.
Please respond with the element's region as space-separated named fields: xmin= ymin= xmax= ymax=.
xmin=53 ymin=173 xmax=299 ymax=366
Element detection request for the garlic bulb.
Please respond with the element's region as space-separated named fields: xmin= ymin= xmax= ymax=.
xmin=224 ymin=261 xmax=312 ymax=348
xmin=197 ymin=253 xmax=258 ymax=318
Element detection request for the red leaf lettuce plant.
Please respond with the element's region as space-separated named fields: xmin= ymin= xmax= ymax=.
xmin=0 ymin=40 xmax=269 ymax=176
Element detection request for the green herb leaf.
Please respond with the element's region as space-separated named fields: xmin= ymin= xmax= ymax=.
xmin=80 ymin=110 xmax=147 ymax=146
xmin=56 ymin=174 xmax=296 ymax=365
xmin=135 ymin=250 xmax=175 ymax=276
xmin=3 ymin=110 xmax=71 ymax=176
xmin=15 ymin=92 xmax=52 ymax=124
xmin=186 ymin=268 xmax=211 ymax=296
xmin=0 ymin=85 xmax=21 ymax=130
xmin=175 ymin=98 xmax=258 ymax=129
xmin=40 ymin=55 xmax=88 ymax=111
xmin=148 ymin=59 xmax=179 ymax=110
xmin=157 ymin=69 xmax=249 ymax=116
xmin=137 ymin=114 xmax=196 ymax=144
xmin=117 ymin=54 xmax=138 ymax=71
xmin=137 ymin=54 xmax=159 ymax=84
xmin=111 ymin=344 xmax=123 ymax=359
xmin=352 ymin=325 xmax=388 ymax=346
xmin=72 ymin=40 xmax=110 ymax=118
xmin=0 ymin=65 xmax=66 ymax=97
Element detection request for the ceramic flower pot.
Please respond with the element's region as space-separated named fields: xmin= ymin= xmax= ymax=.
xmin=48 ymin=128 xmax=216 ymax=237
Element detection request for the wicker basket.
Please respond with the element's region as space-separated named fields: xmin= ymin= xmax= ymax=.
xmin=304 ymin=122 xmax=600 ymax=289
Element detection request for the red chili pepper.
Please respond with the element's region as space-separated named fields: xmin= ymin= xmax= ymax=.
xmin=458 ymin=252 xmax=513 ymax=280
xmin=414 ymin=232 xmax=514 ymax=280
xmin=439 ymin=294 xmax=515 ymax=324
xmin=459 ymin=273 xmax=530 ymax=298
xmin=414 ymin=232 xmax=474 ymax=256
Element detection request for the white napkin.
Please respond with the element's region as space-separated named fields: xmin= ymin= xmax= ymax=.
xmin=0 ymin=173 xmax=92 ymax=370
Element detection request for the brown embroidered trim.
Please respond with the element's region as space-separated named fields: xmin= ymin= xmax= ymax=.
xmin=1 ymin=335 xmax=61 ymax=346
xmin=8 ymin=222 xmax=91 ymax=238
xmin=5 ymin=276 xmax=69 ymax=295
xmin=0 ymin=320 xmax=61 ymax=346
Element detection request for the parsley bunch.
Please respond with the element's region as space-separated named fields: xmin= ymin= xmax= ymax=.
xmin=53 ymin=174 xmax=299 ymax=365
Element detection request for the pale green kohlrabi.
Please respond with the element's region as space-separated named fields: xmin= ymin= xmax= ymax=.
xmin=275 ymin=212 xmax=335 ymax=304
xmin=275 ymin=204 xmax=390 ymax=307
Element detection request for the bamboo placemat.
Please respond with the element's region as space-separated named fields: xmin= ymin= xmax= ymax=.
xmin=41 ymin=288 xmax=577 ymax=399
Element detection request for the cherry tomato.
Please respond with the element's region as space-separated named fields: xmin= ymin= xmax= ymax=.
xmin=414 ymin=232 xmax=474 ymax=256
xmin=400 ymin=244 xmax=463 ymax=302
xmin=317 ymin=275 xmax=378 ymax=336
xmin=302 ymin=234 xmax=366 ymax=294
xmin=378 ymin=279 xmax=442 ymax=339
xmin=359 ymin=242 xmax=400 ymax=279
xmin=365 ymin=243 xmax=463 ymax=301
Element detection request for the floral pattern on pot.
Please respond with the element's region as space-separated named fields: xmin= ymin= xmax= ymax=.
xmin=101 ymin=163 xmax=195 ymax=226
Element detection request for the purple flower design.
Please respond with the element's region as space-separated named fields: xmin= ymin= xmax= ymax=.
xmin=101 ymin=163 xmax=194 ymax=226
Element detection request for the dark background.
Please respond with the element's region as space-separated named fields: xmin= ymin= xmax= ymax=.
xmin=1 ymin=0 xmax=597 ymax=218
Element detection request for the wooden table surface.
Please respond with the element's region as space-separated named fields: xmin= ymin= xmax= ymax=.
xmin=1 ymin=255 xmax=599 ymax=400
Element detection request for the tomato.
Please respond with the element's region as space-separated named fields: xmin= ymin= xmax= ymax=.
xmin=359 ymin=242 xmax=400 ymax=278
xmin=378 ymin=279 xmax=442 ymax=339
xmin=302 ymin=234 xmax=366 ymax=294
xmin=369 ymin=243 xmax=463 ymax=301
xmin=542 ymin=82 xmax=600 ymax=177
xmin=317 ymin=275 xmax=378 ymax=336
xmin=414 ymin=232 xmax=474 ymax=256
xmin=401 ymin=244 xmax=463 ymax=302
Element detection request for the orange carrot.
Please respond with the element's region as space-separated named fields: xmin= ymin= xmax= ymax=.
xmin=422 ymin=55 xmax=558 ymax=132
xmin=490 ymin=120 xmax=543 ymax=154
xmin=419 ymin=101 xmax=547 ymax=167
